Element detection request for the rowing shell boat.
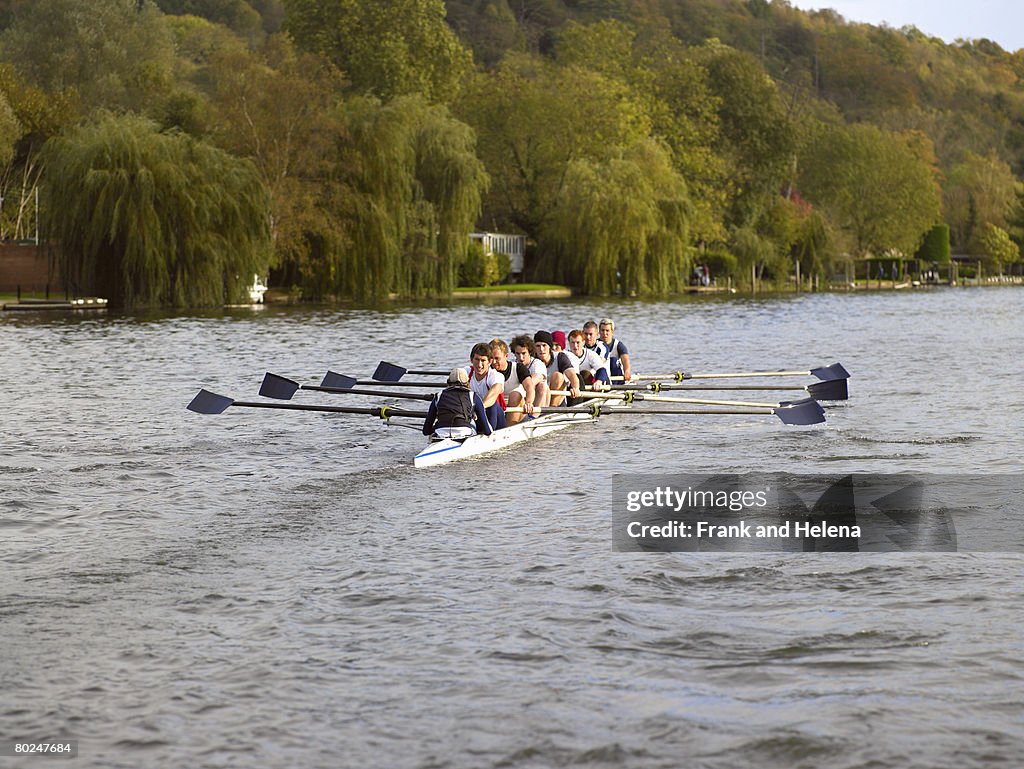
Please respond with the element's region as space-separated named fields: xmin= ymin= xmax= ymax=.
xmin=414 ymin=412 xmax=597 ymax=468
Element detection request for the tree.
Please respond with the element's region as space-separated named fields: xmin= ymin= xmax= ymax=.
xmin=41 ymin=113 xmax=269 ymax=308
xmin=0 ymin=0 xmax=175 ymax=114
xmin=456 ymin=52 xmax=650 ymax=243
xmin=282 ymin=0 xmax=472 ymax=102
xmin=330 ymin=96 xmax=489 ymax=299
xmin=943 ymin=151 xmax=1021 ymax=249
xmin=206 ymin=36 xmax=347 ymax=287
xmin=976 ymin=223 xmax=1019 ymax=271
xmin=697 ymin=42 xmax=795 ymax=227
xmin=799 ymin=122 xmax=941 ymax=256
xmin=539 ymin=138 xmax=690 ymax=294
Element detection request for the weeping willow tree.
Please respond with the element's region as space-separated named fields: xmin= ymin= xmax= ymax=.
xmin=41 ymin=112 xmax=270 ymax=308
xmin=540 ymin=139 xmax=691 ymax=295
xmin=330 ymin=95 xmax=488 ymax=300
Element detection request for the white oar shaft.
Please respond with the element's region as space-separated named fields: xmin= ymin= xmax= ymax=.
xmin=551 ymin=390 xmax=784 ymax=409
xmin=613 ymin=370 xmax=811 ymax=381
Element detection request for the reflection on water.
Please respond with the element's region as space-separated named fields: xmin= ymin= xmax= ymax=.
xmin=1 ymin=288 xmax=1022 ymax=768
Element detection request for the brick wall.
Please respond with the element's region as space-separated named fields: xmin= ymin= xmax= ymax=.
xmin=0 ymin=243 xmax=61 ymax=293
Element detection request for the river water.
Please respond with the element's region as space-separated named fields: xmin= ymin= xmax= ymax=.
xmin=2 ymin=287 xmax=1022 ymax=768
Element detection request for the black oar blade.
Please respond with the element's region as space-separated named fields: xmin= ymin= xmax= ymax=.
xmin=187 ymin=389 xmax=234 ymax=414
xmin=373 ymin=361 xmax=408 ymax=381
xmin=260 ymin=372 xmax=300 ymax=400
xmin=321 ymin=370 xmax=357 ymax=389
xmin=775 ymin=398 xmax=826 ymax=426
xmin=807 ymin=378 xmax=849 ymax=401
xmin=810 ymin=362 xmax=850 ymax=381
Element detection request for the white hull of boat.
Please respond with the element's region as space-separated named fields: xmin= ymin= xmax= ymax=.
xmin=414 ymin=412 xmax=596 ymax=468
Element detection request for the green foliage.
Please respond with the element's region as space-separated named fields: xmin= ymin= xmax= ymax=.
xmin=943 ymin=152 xmax=1021 ymax=248
xmin=155 ymin=0 xmax=264 ymax=39
xmin=539 ymin=138 xmax=690 ymax=294
xmin=328 ymin=95 xmax=489 ymax=300
xmin=283 ymin=0 xmax=472 ymax=102
xmin=205 ymin=36 xmax=347 ymax=288
xmin=915 ymin=223 xmax=951 ymax=263
xmin=456 ymin=51 xmax=650 ymax=242
xmin=0 ymin=88 xmax=19 ymax=165
xmin=41 ymin=112 xmax=270 ymax=308
xmin=459 ymin=240 xmax=500 ymax=287
xmin=697 ymin=42 xmax=795 ymax=226
xmin=0 ymin=0 xmax=175 ymax=114
xmin=799 ymin=122 xmax=941 ymax=256
xmin=700 ymin=247 xmax=737 ymax=279
xmin=975 ymin=223 xmax=1019 ymax=268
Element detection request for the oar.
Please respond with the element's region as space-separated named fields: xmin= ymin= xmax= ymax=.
xmin=259 ymin=372 xmax=434 ymax=402
xmin=373 ymin=361 xmax=448 ymax=381
xmin=553 ymin=389 xmax=827 ymax=412
xmin=507 ymin=399 xmax=825 ymax=425
xmin=618 ymin=362 xmax=849 ymax=382
xmin=320 ymin=371 xmax=442 ymax=389
xmin=187 ymin=389 xmax=427 ymax=418
xmin=603 ymin=377 xmax=848 ymax=401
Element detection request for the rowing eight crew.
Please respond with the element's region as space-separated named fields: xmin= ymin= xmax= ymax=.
xmin=422 ymin=319 xmax=632 ymax=440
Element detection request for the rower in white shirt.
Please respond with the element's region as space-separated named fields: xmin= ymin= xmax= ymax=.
xmin=465 ymin=342 xmax=506 ymax=429
xmin=497 ymin=335 xmax=548 ymax=422
xmin=565 ymin=328 xmax=611 ymax=388
xmin=533 ymin=329 xmax=580 ymax=407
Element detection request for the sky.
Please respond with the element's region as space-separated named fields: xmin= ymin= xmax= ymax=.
xmin=785 ymin=0 xmax=1024 ymax=53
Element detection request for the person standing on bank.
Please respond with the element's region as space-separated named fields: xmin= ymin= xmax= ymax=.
xmin=422 ymin=367 xmax=493 ymax=440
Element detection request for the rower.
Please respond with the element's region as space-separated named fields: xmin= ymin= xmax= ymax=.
xmin=534 ymin=330 xmax=580 ymax=407
xmin=466 ymin=342 xmax=506 ymax=429
xmin=566 ymin=328 xmax=611 ymax=389
xmin=582 ymin=320 xmax=611 ymax=381
xmin=422 ymin=367 xmax=493 ymax=441
xmin=551 ymin=330 xmax=567 ymax=354
xmin=598 ymin=317 xmax=632 ymax=382
xmin=501 ymin=335 xmax=547 ymax=421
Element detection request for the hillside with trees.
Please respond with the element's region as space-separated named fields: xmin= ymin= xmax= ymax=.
xmin=0 ymin=0 xmax=1021 ymax=306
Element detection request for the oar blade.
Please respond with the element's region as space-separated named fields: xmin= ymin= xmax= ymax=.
xmin=187 ymin=389 xmax=234 ymax=414
xmin=774 ymin=398 xmax=826 ymax=426
xmin=810 ymin=362 xmax=850 ymax=381
xmin=321 ymin=370 xmax=357 ymax=389
xmin=373 ymin=361 xmax=408 ymax=381
xmin=259 ymin=372 xmax=301 ymax=400
xmin=806 ymin=378 xmax=849 ymax=401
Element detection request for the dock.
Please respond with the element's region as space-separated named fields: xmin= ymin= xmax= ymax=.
xmin=2 ymin=297 xmax=108 ymax=311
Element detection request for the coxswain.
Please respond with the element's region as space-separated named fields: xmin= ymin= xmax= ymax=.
xmin=466 ymin=342 xmax=506 ymax=429
xmin=422 ymin=367 xmax=493 ymax=441
xmin=533 ymin=329 xmax=580 ymax=407
xmin=598 ymin=317 xmax=632 ymax=381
